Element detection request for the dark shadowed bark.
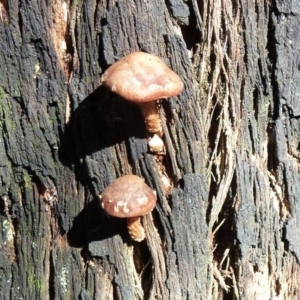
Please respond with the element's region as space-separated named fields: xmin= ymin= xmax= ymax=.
xmin=0 ymin=0 xmax=300 ymax=299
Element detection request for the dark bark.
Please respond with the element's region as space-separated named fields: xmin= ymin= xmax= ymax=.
xmin=0 ymin=0 xmax=300 ymax=299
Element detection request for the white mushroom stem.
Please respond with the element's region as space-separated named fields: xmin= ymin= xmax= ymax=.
xmin=161 ymin=173 xmax=172 ymax=194
xmin=137 ymin=101 xmax=162 ymax=136
xmin=126 ymin=216 xmax=145 ymax=242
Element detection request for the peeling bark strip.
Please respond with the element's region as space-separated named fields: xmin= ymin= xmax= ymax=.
xmin=1 ymin=0 xmax=300 ymax=299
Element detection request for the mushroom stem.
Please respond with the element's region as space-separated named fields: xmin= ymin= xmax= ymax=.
xmin=137 ymin=101 xmax=162 ymax=135
xmin=126 ymin=216 xmax=145 ymax=242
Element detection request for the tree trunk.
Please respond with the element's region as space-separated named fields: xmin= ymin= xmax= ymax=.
xmin=0 ymin=0 xmax=299 ymax=299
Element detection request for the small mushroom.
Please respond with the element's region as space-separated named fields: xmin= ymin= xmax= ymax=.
xmin=101 ymin=52 xmax=183 ymax=136
xmin=100 ymin=175 xmax=157 ymax=242
xmin=148 ymin=133 xmax=165 ymax=153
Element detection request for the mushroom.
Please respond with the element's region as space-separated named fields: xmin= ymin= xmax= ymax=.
xmin=148 ymin=133 xmax=165 ymax=153
xmin=101 ymin=52 xmax=183 ymax=137
xmin=100 ymin=175 xmax=157 ymax=242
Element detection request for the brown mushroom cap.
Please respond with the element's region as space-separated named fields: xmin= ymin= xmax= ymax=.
xmin=100 ymin=175 xmax=157 ymax=218
xmin=101 ymin=52 xmax=183 ymax=103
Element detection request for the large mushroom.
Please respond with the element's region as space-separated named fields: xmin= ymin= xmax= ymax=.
xmin=99 ymin=175 xmax=157 ymax=242
xmin=101 ymin=52 xmax=183 ymax=139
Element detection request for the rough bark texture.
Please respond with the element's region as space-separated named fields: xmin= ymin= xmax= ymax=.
xmin=0 ymin=0 xmax=300 ymax=299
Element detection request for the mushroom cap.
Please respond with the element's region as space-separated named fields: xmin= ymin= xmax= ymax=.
xmin=101 ymin=52 xmax=183 ymax=103
xmin=100 ymin=175 xmax=157 ymax=218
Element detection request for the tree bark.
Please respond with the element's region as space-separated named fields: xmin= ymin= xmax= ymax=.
xmin=0 ymin=0 xmax=300 ymax=299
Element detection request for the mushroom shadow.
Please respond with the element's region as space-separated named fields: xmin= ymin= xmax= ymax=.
xmin=59 ymin=85 xmax=147 ymax=167
xmin=67 ymin=197 xmax=128 ymax=247
xmin=60 ymin=85 xmax=148 ymax=246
